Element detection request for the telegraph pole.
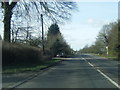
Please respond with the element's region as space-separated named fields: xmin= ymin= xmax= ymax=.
xmin=41 ymin=14 xmax=44 ymax=54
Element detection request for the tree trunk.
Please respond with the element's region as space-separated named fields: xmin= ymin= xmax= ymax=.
xmin=3 ymin=2 xmax=12 ymax=42
xmin=3 ymin=2 xmax=17 ymax=42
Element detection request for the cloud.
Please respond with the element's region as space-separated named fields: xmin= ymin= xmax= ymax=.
xmin=87 ymin=18 xmax=94 ymax=24
xmin=87 ymin=18 xmax=110 ymax=27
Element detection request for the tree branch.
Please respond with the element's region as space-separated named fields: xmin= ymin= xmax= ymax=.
xmin=1 ymin=2 xmax=4 ymax=8
xmin=10 ymin=2 xmax=17 ymax=10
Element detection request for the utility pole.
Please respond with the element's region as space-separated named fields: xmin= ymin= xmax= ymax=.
xmin=41 ymin=14 xmax=44 ymax=54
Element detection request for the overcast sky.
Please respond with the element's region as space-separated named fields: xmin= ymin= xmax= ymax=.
xmin=0 ymin=1 xmax=118 ymax=51
xmin=60 ymin=1 xmax=118 ymax=50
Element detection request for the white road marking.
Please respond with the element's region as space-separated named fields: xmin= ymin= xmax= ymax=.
xmin=82 ymin=57 xmax=120 ymax=89
xmin=97 ymin=69 xmax=120 ymax=89
xmin=81 ymin=58 xmax=87 ymax=61
xmin=88 ymin=62 xmax=94 ymax=67
xmin=81 ymin=58 xmax=85 ymax=60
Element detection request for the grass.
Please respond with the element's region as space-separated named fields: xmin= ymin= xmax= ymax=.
xmin=2 ymin=59 xmax=61 ymax=74
xmin=94 ymin=54 xmax=118 ymax=61
xmin=102 ymin=56 xmax=118 ymax=61
xmin=2 ymin=41 xmax=57 ymax=74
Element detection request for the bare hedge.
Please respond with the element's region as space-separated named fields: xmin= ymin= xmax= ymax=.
xmin=2 ymin=42 xmax=50 ymax=66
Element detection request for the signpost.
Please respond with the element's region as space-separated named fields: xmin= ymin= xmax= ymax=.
xmin=106 ymin=46 xmax=108 ymax=56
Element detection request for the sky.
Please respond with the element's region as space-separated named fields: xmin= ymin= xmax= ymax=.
xmin=60 ymin=2 xmax=118 ymax=50
xmin=0 ymin=1 xmax=118 ymax=51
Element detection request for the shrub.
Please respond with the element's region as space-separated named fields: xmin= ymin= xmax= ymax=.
xmin=2 ymin=42 xmax=44 ymax=66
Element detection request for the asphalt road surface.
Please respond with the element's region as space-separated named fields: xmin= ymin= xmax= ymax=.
xmin=4 ymin=54 xmax=120 ymax=88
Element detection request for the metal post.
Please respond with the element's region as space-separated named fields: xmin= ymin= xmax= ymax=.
xmin=41 ymin=14 xmax=44 ymax=54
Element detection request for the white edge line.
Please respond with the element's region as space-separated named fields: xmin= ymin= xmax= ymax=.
xmin=82 ymin=57 xmax=120 ymax=89
xmin=88 ymin=62 xmax=94 ymax=67
xmin=97 ymin=69 xmax=120 ymax=89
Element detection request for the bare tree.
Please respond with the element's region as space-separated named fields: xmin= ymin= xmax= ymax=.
xmin=97 ymin=23 xmax=117 ymax=56
xmin=1 ymin=1 xmax=17 ymax=42
xmin=97 ymin=25 xmax=111 ymax=56
xmin=1 ymin=1 xmax=76 ymax=42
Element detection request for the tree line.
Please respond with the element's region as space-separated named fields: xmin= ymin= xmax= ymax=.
xmin=1 ymin=1 xmax=76 ymax=65
xmin=79 ymin=21 xmax=119 ymax=58
xmin=2 ymin=23 xmax=73 ymax=66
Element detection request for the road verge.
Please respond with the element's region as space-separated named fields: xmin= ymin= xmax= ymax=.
xmin=2 ymin=59 xmax=64 ymax=89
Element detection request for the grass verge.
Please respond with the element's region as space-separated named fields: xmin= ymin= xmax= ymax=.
xmin=94 ymin=54 xmax=118 ymax=61
xmin=102 ymin=56 xmax=118 ymax=61
xmin=2 ymin=59 xmax=61 ymax=74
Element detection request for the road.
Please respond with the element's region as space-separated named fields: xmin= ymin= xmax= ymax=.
xmin=3 ymin=54 xmax=120 ymax=88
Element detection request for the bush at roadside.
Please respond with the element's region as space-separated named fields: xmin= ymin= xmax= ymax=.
xmin=2 ymin=42 xmax=51 ymax=66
